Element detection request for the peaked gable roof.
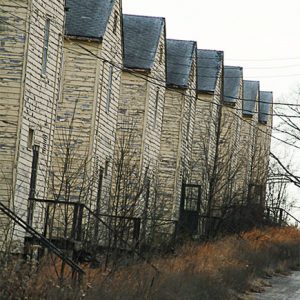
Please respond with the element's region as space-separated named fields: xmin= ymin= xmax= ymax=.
xmin=65 ymin=0 xmax=115 ymax=40
xmin=224 ymin=66 xmax=243 ymax=104
xmin=197 ymin=49 xmax=223 ymax=93
xmin=123 ymin=14 xmax=165 ymax=70
xmin=243 ymin=80 xmax=260 ymax=116
xmin=166 ymin=39 xmax=197 ymax=88
xmin=259 ymin=91 xmax=273 ymax=124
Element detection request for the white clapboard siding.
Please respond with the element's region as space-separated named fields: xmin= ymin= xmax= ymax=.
xmin=52 ymin=0 xmax=123 ymax=215
xmin=158 ymin=54 xmax=197 ymax=221
xmin=0 ymin=0 xmax=65 ymax=250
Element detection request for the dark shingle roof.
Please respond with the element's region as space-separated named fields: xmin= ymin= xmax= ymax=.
xmin=243 ymin=80 xmax=260 ymax=116
xmin=259 ymin=91 xmax=273 ymax=123
xmin=166 ymin=39 xmax=197 ymax=88
xmin=65 ymin=0 xmax=115 ymax=40
xmin=197 ymin=49 xmax=223 ymax=92
xmin=224 ymin=66 xmax=243 ymax=104
xmin=123 ymin=14 xmax=165 ymax=70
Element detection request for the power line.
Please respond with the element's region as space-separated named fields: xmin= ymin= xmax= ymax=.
xmin=13 ymin=0 xmax=297 ymax=66
xmin=227 ymin=57 xmax=300 ymax=62
xmin=64 ymin=40 xmax=300 ymax=152
xmin=65 ymin=42 xmax=300 ymax=119
xmin=5 ymin=1 xmax=300 ymax=70
xmin=3 ymin=5 xmax=300 ymax=82
xmin=0 ymin=7 xmax=62 ymax=48
xmin=1 ymin=10 xmax=299 ymax=118
xmin=3 ymin=4 xmax=300 ymax=150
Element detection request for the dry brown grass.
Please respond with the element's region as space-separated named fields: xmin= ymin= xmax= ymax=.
xmin=85 ymin=227 xmax=300 ymax=299
xmin=1 ymin=227 xmax=300 ymax=299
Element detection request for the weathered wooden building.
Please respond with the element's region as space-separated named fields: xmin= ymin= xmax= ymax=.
xmin=250 ymin=91 xmax=273 ymax=204
xmin=113 ymin=15 xmax=166 ymax=219
xmin=158 ymin=39 xmax=197 ymax=225
xmin=235 ymin=80 xmax=260 ymax=203
xmin=52 ymin=0 xmax=123 ymax=214
xmin=214 ymin=66 xmax=243 ymax=211
xmin=0 ymin=0 xmax=65 ymax=248
xmin=0 ymin=0 xmax=275 ymax=250
xmin=190 ymin=49 xmax=224 ymax=217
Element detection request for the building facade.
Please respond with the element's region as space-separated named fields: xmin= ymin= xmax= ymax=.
xmin=0 ymin=0 xmax=65 ymax=249
xmin=235 ymin=80 xmax=260 ymax=203
xmin=251 ymin=91 xmax=273 ymax=205
xmin=52 ymin=0 xmax=123 ymax=215
xmin=190 ymin=49 xmax=224 ymax=218
xmin=113 ymin=14 xmax=166 ymax=222
xmin=158 ymin=39 xmax=197 ymax=224
xmin=214 ymin=66 xmax=243 ymax=212
xmin=0 ymin=2 xmax=275 ymax=249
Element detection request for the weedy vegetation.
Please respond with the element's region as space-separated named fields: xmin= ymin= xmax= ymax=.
xmin=1 ymin=227 xmax=300 ymax=299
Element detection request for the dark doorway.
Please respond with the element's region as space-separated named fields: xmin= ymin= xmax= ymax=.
xmin=28 ymin=145 xmax=40 ymax=226
xmin=248 ymin=183 xmax=264 ymax=205
xmin=94 ymin=167 xmax=104 ymax=243
xmin=179 ymin=183 xmax=201 ymax=236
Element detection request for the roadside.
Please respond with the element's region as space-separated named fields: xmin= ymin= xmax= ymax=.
xmin=1 ymin=226 xmax=300 ymax=299
xmin=251 ymin=271 xmax=300 ymax=300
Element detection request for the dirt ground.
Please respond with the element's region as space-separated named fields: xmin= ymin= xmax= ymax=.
xmin=252 ymin=271 xmax=300 ymax=300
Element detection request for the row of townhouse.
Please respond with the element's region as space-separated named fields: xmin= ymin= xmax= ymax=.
xmin=0 ymin=0 xmax=273 ymax=250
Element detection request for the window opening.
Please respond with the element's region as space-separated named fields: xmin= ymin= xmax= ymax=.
xmin=104 ymin=159 xmax=110 ymax=177
xmin=27 ymin=128 xmax=34 ymax=149
xmin=159 ymin=44 xmax=164 ymax=64
xmin=42 ymin=134 xmax=47 ymax=155
xmin=186 ymin=92 xmax=193 ymax=141
xmin=28 ymin=145 xmax=40 ymax=226
xmin=113 ymin=11 xmax=118 ymax=34
xmin=106 ymin=66 xmax=113 ymax=113
xmin=183 ymin=184 xmax=201 ymax=212
xmin=42 ymin=19 xmax=50 ymax=75
xmin=154 ymin=89 xmax=159 ymax=127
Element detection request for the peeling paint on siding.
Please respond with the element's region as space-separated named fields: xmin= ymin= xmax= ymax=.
xmin=0 ymin=0 xmax=65 ymax=249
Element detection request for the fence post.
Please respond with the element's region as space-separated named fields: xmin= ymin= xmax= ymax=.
xmin=133 ymin=218 xmax=141 ymax=249
xmin=172 ymin=221 xmax=178 ymax=247
xmin=279 ymin=208 xmax=283 ymax=226
xmin=38 ymin=203 xmax=50 ymax=260
xmin=71 ymin=204 xmax=79 ymax=240
xmin=266 ymin=207 xmax=270 ymax=221
xmin=77 ymin=204 xmax=84 ymax=242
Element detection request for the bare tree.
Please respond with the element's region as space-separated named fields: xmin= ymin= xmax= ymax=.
xmin=190 ymin=100 xmax=253 ymax=237
xmin=272 ymin=87 xmax=300 ymax=188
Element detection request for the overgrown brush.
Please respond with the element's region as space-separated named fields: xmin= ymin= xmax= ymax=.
xmin=85 ymin=227 xmax=300 ymax=299
xmin=1 ymin=227 xmax=300 ymax=299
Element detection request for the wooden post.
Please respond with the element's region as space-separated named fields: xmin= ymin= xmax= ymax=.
xmin=279 ymin=208 xmax=283 ymax=226
xmin=133 ymin=218 xmax=141 ymax=249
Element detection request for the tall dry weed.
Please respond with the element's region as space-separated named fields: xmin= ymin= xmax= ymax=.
xmin=86 ymin=227 xmax=300 ymax=299
xmin=1 ymin=227 xmax=300 ymax=299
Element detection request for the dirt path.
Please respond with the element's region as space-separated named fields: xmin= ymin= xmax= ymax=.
xmin=253 ymin=271 xmax=300 ymax=299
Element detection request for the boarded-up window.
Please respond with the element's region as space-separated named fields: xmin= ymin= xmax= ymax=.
xmin=104 ymin=159 xmax=110 ymax=177
xmin=27 ymin=128 xmax=34 ymax=149
xmin=106 ymin=66 xmax=113 ymax=113
xmin=182 ymin=184 xmax=201 ymax=212
xmin=191 ymin=61 xmax=195 ymax=77
xmin=42 ymin=19 xmax=50 ymax=75
xmin=248 ymin=184 xmax=264 ymax=204
xmin=113 ymin=11 xmax=118 ymax=34
xmin=95 ymin=155 xmax=100 ymax=175
xmin=159 ymin=44 xmax=163 ymax=65
xmin=186 ymin=92 xmax=193 ymax=141
xmin=42 ymin=134 xmax=48 ymax=155
xmin=29 ymin=145 xmax=40 ymax=199
xmin=154 ymin=88 xmax=159 ymax=127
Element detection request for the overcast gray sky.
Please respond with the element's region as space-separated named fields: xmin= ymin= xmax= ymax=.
xmin=123 ymin=0 xmax=300 ymax=215
xmin=123 ymin=0 xmax=300 ymax=98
